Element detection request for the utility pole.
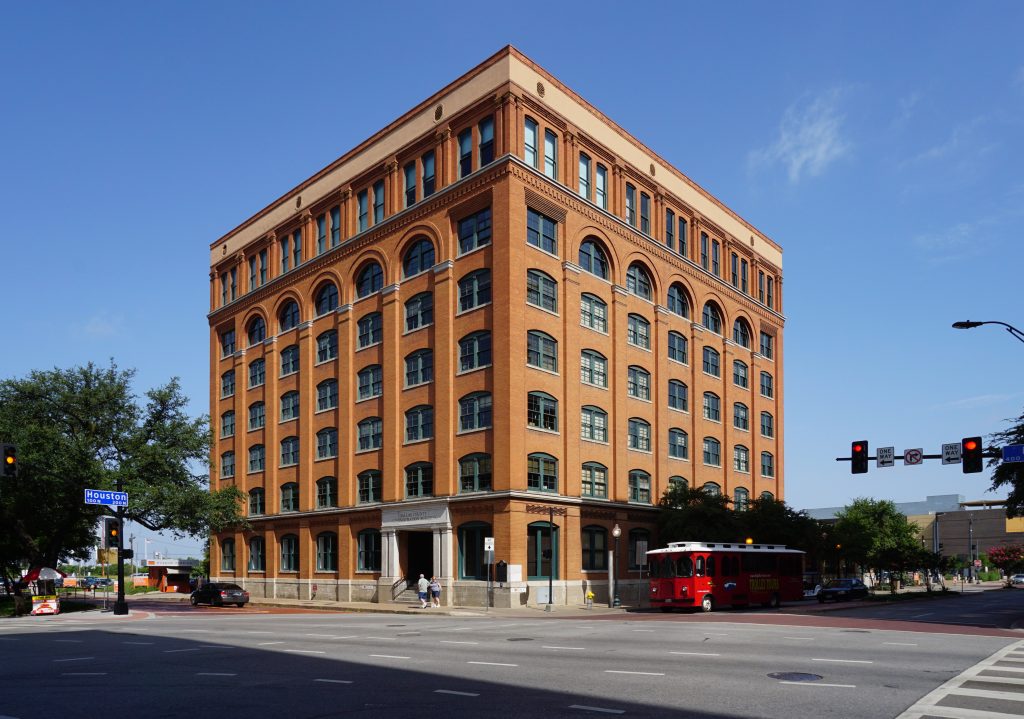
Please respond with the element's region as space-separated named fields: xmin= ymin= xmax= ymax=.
xmin=968 ymin=514 xmax=975 ymax=584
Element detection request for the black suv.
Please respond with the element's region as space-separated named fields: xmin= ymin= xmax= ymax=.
xmin=818 ymin=578 xmax=869 ymax=603
xmin=190 ymin=582 xmax=249 ymax=607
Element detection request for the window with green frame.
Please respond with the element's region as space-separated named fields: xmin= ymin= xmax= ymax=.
xmin=581 ymin=525 xmax=607 ymax=571
xmin=221 ymin=538 xmax=235 ymax=571
xmin=357 ymin=529 xmax=381 ymax=571
xmin=280 ymin=534 xmax=298 ymax=572
xmin=527 ymin=521 xmax=559 ymax=579
xmin=458 ymin=522 xmax=492 ymax=580
xmin=316 ymin=532 xmax=337 ymax=571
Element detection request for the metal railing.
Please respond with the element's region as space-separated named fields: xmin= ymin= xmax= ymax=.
xmin=391 ymin=576 xmax=410 ymax=600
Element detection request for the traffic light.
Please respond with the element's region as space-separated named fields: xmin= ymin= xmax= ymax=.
xmin=962 ymin=436 xmax=983 ymax=474
xmin=851 ymin=440 xmax=869 ymax=474
xmin=1 ymin=444 xmax=16 ymax=478
xmin=103 ymin=518 xmax=120 ymax=549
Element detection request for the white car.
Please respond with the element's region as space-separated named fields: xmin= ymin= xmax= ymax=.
xmin=1010 ymin=574 xmax=1024 ymax=585
xmin=803 ymin=582 xmax=822 ymax=599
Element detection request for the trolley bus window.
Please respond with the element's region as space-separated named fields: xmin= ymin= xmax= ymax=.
xmin=647 ymin=557 xmax=660 ymax=578
xmin=695 ymin=555 xmax=705 ymax=577
xmin=676 ymin=556 xmax=693 ymax=578
xmin=707 ymin=555 xmax=716 ymax=577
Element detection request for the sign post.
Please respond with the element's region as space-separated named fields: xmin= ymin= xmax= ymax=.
xmin=84 ymin=488 xmax=129 ymax=615
xmin=484 ymin=537 xmax=494 ymax=611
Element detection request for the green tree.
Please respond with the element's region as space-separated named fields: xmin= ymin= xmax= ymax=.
xmin=657 ymin=484 xmax=738 ymax=544
xmin=736 ymin=497 xmax=821 ymax=550
xmin=834 ymin=498 xmax=922 ymax=591
xmin=988 ymin=409 xmax=1024 ymax=517
xmin=0 ymin=362 xmax=246 ymax=586
xmin=987 ymin=544 xmax=1024 ymax=582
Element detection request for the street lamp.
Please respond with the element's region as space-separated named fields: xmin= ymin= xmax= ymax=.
xmin=952 ymin=320 xmax=1024 ymax=345
xmin=611 ymin=524 xmax=622 ymax=608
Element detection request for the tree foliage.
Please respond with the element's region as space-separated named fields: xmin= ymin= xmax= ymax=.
xmin=987 ymin=544 xmax=1024 ymax=576
xmin=833 ymin=498 xmax=923 ymax=579
xmin=988 ymin=409 xmax=1024 ymax=517
xmin=0 ymin=363 xmax=246 ymax=580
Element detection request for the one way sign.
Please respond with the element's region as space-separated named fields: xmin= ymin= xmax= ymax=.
xmin=942 ymin=443 xmax=962 ymax=465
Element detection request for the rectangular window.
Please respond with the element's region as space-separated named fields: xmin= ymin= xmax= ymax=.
xmin=221 ymin=370 xmax=235 ymax=398
xmin=258 ymin=249 xmax=267 ymax=286
xmin=668 ymin=333 xmax=688 ymax=364
xmin=421 ymin=151 xmax=436 ymax=197
xmin=249 ymin=403 xmax=265 ymax=430
xmin=731 ymin=253 xmax=739 ymax=287
xmin=543 ymin=130 xmax=557 ymax=179
xmin=248 ymin=256 xmax=256 ymax=291
xmin=526 ymin=208 xmax=558 ymax=254
xmin=229 ymin=268 xmax=236 ymax=300
xmin=458 ymin=207 xmax=492 ymax=254
xmin=741 ymin=260 xmax=749 ymax=294
xmin=478 ymin=116 xmax=494 ymax=166
xmin=372 ymin=180 xmax=384 ymax=224
xmin=357 ymin=190 xmax=368 ymax=232
xmin=317 ymin=214 xmax=327 ymax=255
xmin=580 ymin=295 xmax=608 ymax=333
xmin=526 ymin=271 xmax=558 ymax=312
xmin=220 ymin=272 xmax=228 ymax=306
xmin=221 ymin=329 xmax=235 ymax=357
xmin=760 ymin=372 xmax=774 ymax=398
xmin=524 ymin=118 xmax=538 ymax=167
xmin=700 ymin=232 xmax=709 ymax=270
xmin=578 ymin=153 xmax=591 ymax=198
xmin=760 ymin=332 xmax=774 ymax=359
xmin=280 ymin=236 xmax=290 ymax=274
xmin=330 ymin=205 xmax=341 ymax=247
xmin=458 ymin=128 xmax=472 ymax=177
xmin=678 ymin=218 xmax=688 ymax=257
xmin=712 ymin=240 xmax=720 ymax=276
xmin=595 ymin=164 xmax=607 ymax=209
xmin=625 ymin=184 xmax=636 ymax=226
xmin=582 ymin=465 xmax=607 ymax=498
xmin=759 ymin=271 xmax=765 ymax=303
xmin=665 ymin=209 xmax=675 ymax=250
xmin=767 ymin=277 xmax=775 ymax=309
xmin=527 ymin=394 xmax=558 ymax=431
xmin=640 ymin=192 xmax=650 ymax=235
xmin=404 ymin=162 xmax=416 ymax=207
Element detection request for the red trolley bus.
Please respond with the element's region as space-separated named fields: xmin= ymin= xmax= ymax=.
xmin=647 ymin=541 xmax=804 ymax=612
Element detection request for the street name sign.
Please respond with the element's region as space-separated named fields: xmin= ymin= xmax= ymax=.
xmin=942 ymin=443 xmax=962 ymax=465
xmin=877 ymin=447 xmax=895 ymax=468
xmin=84 ymin=489 xmax=128 ymax=507
xmin=1003 ymin=444 xmax=1024 ymax=463
xmin=904 ymin=448 xmax=923 ymax=466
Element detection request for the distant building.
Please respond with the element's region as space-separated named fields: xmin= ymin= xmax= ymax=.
xmin=207 ymin=46 xmax=785 ymax=607
xmin=803 ymin=494 xmax=964 ymax=521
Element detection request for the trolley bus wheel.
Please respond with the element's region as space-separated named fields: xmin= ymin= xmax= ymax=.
xmin=700 ymin=595 xmax=713 ymax=613
xmin=762 ymin=593 xmax=780 ymax=609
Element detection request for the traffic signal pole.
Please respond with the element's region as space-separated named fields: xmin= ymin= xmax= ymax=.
xmin=113 ymin=476 xmax=128 ymax=615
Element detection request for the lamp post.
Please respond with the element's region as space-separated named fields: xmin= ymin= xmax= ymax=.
xmin=611 ymin=523 xmax=622 ymax=608
xmin=952 ymin=320 xmax=1024 ymax=345
xmin=144 ymin=539 xmax=152 ymax=564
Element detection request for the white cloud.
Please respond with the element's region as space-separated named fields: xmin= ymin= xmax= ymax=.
xmin=749 ymin=88 xmax=850 ymax=183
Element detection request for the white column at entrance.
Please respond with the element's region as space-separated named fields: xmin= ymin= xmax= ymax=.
xmin=432 ymin=528 xmax=442 ymax=579
xmin=383 ymin=529 xmax=400 ymax=578
xmin=440 ymin=527 xmax=453 ymax=580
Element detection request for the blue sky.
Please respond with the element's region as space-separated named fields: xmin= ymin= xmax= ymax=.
xmin=2 ymin=2 xmax=1022 ymax=556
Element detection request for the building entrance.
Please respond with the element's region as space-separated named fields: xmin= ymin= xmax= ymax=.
xmin=405 ymin=531 xmax=433 ymax=580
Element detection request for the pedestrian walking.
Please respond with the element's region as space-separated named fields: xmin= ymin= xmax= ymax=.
xmin=417 ymin=573 xmax=430 ymax=608
xmin=429 ymin=576 xmax=441 ymax=608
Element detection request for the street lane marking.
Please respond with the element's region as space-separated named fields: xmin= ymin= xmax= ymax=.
xmin=435 ymin=690 xmax=480 ymax=697
xmin=441 ymin=641 xmax=479 ymax=645
xmin=200 ymin=645 xmax=233 ymax=648
xmin=605 ymin=670 xmax=665 ymax=676
xmin=670 ymin=651 xmax=721 ymax=657
xmin=631 ymin=629 xmax=655 ymax=633
xmin=703 ymin=633 xmax=729 ymax=636
xmin=164 ymin=648 xmax=201 ymax=653
xmin=122 ymin=642 xmax=154 ymax=645
xmin=371 ymin=654 xmax=411 ymax=659
xmin=315 ymin=679 xmax=353 ymax=684
xmin=363 ymin=636 xmax=396 ymax=641
xmin=910 ymin=613 xmax=934 ymax=618
xmin=180 ymin=629 xmax=212 ymax=633
xmin=54 ymin=657 xmax=94 ymax=662
xmin=306 ymin=633 xmax=337 ymax=638
xmin=884 ymin=642 xmax=918 ymax=646
xmin=247 ymin=631 xmax=274 ymax=634
xmin=196 ymin=672 xmax=237 ymax=676
xmin=812 ymin=658 xmax=873 ymax=664
xmin=780 ymin=681 xmax=856 ymax=688
xmin=285 ymin=650 xmax=325 ymax=654
xmin=783 ymin=637 xmax=814 ymax=640
xmin=544 ymin=646 xmax=586 ymax=650
xmin=54 ymin=639 xmax=83 ymax=643
xmin=569 ymin=705 xmax=625 ymax=714
xmin=332 ymin=635 xmax=359 ymax=639
xmin=452 ymin=627 xmax=475 ymax=631
xmin=468 ymin=661 xmax=518 ymax=667
xmin=62 ymin=672 xmax=106 ymax=676
xmin=257 ymin=642 xmax=285 ymax=646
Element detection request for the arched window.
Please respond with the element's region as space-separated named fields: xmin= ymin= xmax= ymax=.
xmin=316 ymin=427 xmax=338 ymax=459
xmin=580 ymin=349 xmax=607 ymax=387
xmin=247 ymin=317 xmax=266 ymax=346
xmin=248 ymin=359 xmax=265 ymax=388
xmin=527 ymin=521 xmax=559 ymax=579
xmin=734 ymin=487 xmax=750 ymax=511
xmin=668 ymin=331 xmax=687 ymax=363
xmin=459 ymin=522 xmax=493 ymax=579
xmin=669 ymin=428 xmax=688 ymax=459
xmin=280 ymin=482 xmax=299 ymax=512
xmin=526 ymin=269 xmax=558 ymax=312
xmin=459 ymin=331 xmax=491 ymax=371
xmin=627 ymin=418 xmax=651 ymax=451
xmin=703 ymin=392 xmax=721 ymax=421
xmin=527 ymin=391 xmax=558 ymax=431
xmin=581 ymin=462 xmax=607 ymax=498
xmin=248 ymin=488 xmax=264 ymax=515
xmin=280 ymin=391 xmax=299 ymax=421
xmin=734 ymin=445 xmax=750 ymax=473
xmin=760 ymin=491 xmax=775 ymax=501
xmin=627 ymin=365 xmax=651 ymax=400
xmin=761 ymin=451 xmax=775 ymax=477
xmin=317 ymin=330 xmax=338 ymax=363
xmin=358 ymin=470 xmax=382 ymax=503
xmin=578 ymin=239 xmax=609 ymax=279
xmin=734 ymin=402 xmax=749 ymax=431
xmin=626 ymin=263 xmax=653 ymax=300
xmin=459 ymin=453 xmax=492 ymax=492
xmin=316 ymin=477 xmax=337 ymax=508
xmin=458 ymin=269 xmax=491 ymax=311
xmin=629 ymin=470 xmax=651 ymax=503
xmin=357 ymin=312 xmax=383 ymax=348
xmin=246 ymin=402 xmax=264 ymax=432
xmin=580 ymin=293 xmax=608 ymax=332
xmin=405 ymin=462 xmax=433 ymax=498
xmin=702 ymin=481 xmax=721 ymax=496
xmin=357 ymin=529 xmax=381 ymax=571
xmin=733 ymin=318 xmax=751 ymax=348
xmin=629 ymin=529 xmax=651 ymax=569
xmin=315 ymin=283 xmax=339 ymax=316
xmin=405 ymin=292 xmax=433 ymax=331
xmin=248 ymin=537 xmax=265 ymax=571
xmin=280 ymin=436 xmax=299 ymax=466
xmin=581 ymin=525 xmax=608 ymax=570
xmin=357 ymin=365 xmax=383 ymax=400
xmin=526 ymin=330 xmax=558 ymax=372
xmin=733 ymin=360 xmax=749 ymax=388
xmin=405 ymin=349 xmax=433 ymax=387
xmin=357 ymin=417 xmax=383 ymax=451
xmin=580 ymin=406 xmax=608 ymax=442
xmin=702 ymin=347 xmax=720 ymax=377
xmin=702 ymin=302 xmax=723 ymax=334
xmin=459 ymin=392 xmax=492 ymax=431
xmin=279 ymin=300 xmax=300 ymax=332
xmin=703 ymin=438 xmax=722 ymax=467
xmin=627 ymin=313 xmax=651 ymax=349
xmin=527 ymin=453 xmax=558 ymax=493
xmin=221 ymin=538 xmax=235 ymax=571
xmin=405 ymin=405 xmax=434 ymax=442
xmin=356 ymin=261 xmax=384 ymax=298
xmin=280 ymin=534 xmax=298 ymax=571
xmin=761 ymin=411 xmax=774 ymax=438
xmin=402 ymin=238 xmax=435 ymax=278
xmin=248 ymin=444 xmax=265 ymax=473
xmin=669 ymin=476 xmax=688 ymax=491
xmin=280 ymin=345 xmax=299 ymax=375
xmin=316 ymin=532 xmax=338 ymax=571
xmin=220 ymin=411 xmax=235 ymax=438
xmin=668 ymin=380 xmax=688 ymax=411
xmin=667 ymin=284 xmax=689 ymax=317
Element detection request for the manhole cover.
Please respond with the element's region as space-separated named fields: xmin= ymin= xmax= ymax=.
xmin=507 ymin=637 xmax=534 ymax=642
xmin=767 ymin=672 xmax=822 ymax=682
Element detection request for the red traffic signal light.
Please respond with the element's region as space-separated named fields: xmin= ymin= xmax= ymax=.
xmin=851 ymin=440 xmax=869 ymax=474
xmin=962 ymin=436 xmax=983 ymax=474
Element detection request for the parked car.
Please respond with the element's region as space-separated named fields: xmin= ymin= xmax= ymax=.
xmin=190 ymin=582 xmax=249 ymax=607
xmin=1010 ymin=574 xmax=1024 ymax=585
xmin=818 ymin=578 xmax=869 ymax=603
xmin=81 ymin=576 xmax=110 ymax=589
xmin=802 ymin=581 xmax=822 ymax=599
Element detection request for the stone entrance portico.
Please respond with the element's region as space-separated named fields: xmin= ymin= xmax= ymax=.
xmin=378 ymin=500 xmax=453 ymax=604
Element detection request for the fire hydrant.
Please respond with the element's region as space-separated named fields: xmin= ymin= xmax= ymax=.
xmin=585 ymin=590 xmax=595 ymax=609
